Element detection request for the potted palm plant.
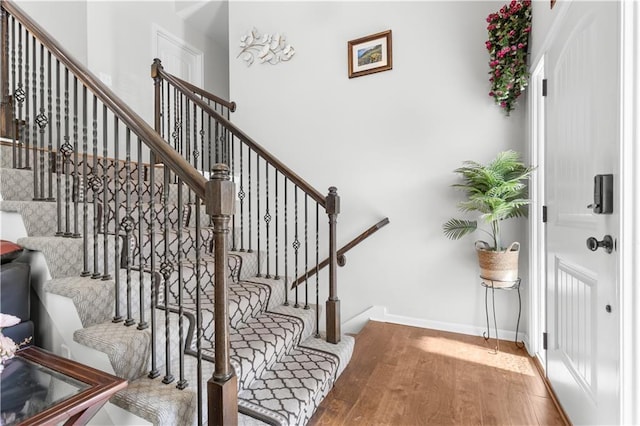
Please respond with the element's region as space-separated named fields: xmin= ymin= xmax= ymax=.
xmin=443 ymin=150 xmax=533 ymax=285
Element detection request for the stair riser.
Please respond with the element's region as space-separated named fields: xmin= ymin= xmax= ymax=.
xmin=0 ymin=199 xmax=95 ymax=236
xmin=105 ymin=203 xmax=186 ymax=235
xmin=132 ymin=228 xmax=214 ymax=268
xmin=74 ymin=308 xmax=188 ymax=381
xmin=44 ymin=270 xmax=154 ymax=328
xmin=18 ymin=234 xmax=120 ymax=279
xmin=0 ymin=167 xmax=71 ymax=201
xmin=85 ymin=177 xmax=179 ymax=207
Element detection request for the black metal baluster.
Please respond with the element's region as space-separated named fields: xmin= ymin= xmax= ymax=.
xmin=15 ymin=23 xmax=23 ymax=169
xmin=80 ymin=85 xmax=89 ymax=276
xmin=91 ymin=95 xmax=100 ymax=279
xmin=36 ymin=43 xmax=46 ymax=200
xmin=248 ymin=147 xmax=252 ymax=253
xmin=162 ymin=166 xmax=174 ymax=384
xmin=195 ymin=198 xmax=203 ymax=424
xmin=214 ymin=121 xmax=220 ymax=164
xmin=23 ymin=29 xmax=30 ymax=170
xmin=275 ymin=170 xmax=279 ymax=280
xmin=293 ymin=186 xmax=299 ymax=308
xmin=224 ymin=123 xmax=230 ymax=166
xmin=230 ymin=135 xmax=236 ymax=251
xmin=238 ymin=142 xmax=245 ymax=251
xmin=220 ymin=122 xmax=225 ymax=165
xmin=9 ymin=16 xmax=16 ymax=168
xmin=113 ymin=116 xmax=122 ymax=323
xmin=164 ymin=82 xmax=170 ymax=151
xmin=101 ymin=105 xmax=111 ymax=280
xmin=62 ymin=68 xmax=71 ymax=237
xmin=161 ymin=79 xmax=167 ymax=146
xmin=178 ymin=94 xmax=183 ymax=159
xmin=177 ymin=179 xmax=187 ymax=389
xmin=207 ymin=115 xmax=212 ymax=175
xmin=30 ymin=35 xmax=36 ymax=192
xmin=54 ymin=59 xmax=62 ymax=235
xmin=193 ymin=102 xmax=199 ymax=172
xmin=46 ymin=51 xmax=53 ymax=201
xmin=137 ymin=137 xmax=148 ymax=330
xmin=256 ymin=153 xmax=261 ymax=276
xmin=284 ymin=177 xmax=288 ymax=306
xmin=72 ymin=76 xmax=80 ymax=238
xmin=124 ymin=128 xmax=134 ymax=327
xmin=148 ymin=151 xmax=159 ymax=378
xmin=200 ymin=109 xmax=205 ymax=176
xmin=172 ymin=88 xmax=179 ymax=154
xmin=23 ymin=30 xmax=30 ymax=170
xmin=304 ymin=194 xmax=309 ymax=310
xmin=315 ymin=204 xmax=320 ymax=337
xmin=185 ymin=99 xmax=191 ymax=166
xmin=264 ymin=161 xmax=271 ymax=278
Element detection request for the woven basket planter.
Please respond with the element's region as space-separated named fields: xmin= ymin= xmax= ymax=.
xmin=475 ymin=241 xmax=520 ymax=286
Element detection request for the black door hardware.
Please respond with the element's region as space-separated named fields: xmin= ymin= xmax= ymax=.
xmin=586 ymin=235 xmax=614 ymax=254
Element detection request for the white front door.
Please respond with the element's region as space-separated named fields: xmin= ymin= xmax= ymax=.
xmin=545 ymin=1 xmax=620 ymax=424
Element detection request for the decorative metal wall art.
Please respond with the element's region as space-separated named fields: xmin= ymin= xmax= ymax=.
xmin=238 ymin=28 xmax=295 ymax=66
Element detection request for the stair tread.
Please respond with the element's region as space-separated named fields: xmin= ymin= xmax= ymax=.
xmin=202 ymin=305 xmax=316 ymax=390
xmin=110 ymin=356 xmax=267 ymax=426
xmin=109 ymin=356 xmax=213 ymax=426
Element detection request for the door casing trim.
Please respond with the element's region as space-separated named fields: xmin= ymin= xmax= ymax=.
xmin=619 ymin=1 xmax=639 ymax=424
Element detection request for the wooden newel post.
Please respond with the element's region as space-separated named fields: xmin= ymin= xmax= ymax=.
xmin=205 ymin=163 xmax=238 ymax=426
xmin=0 ymin=5 xmax=13 ymax=139
xmin=151 ymin=59 xmax=162 ymax=134
xmin=150 ymin=59 xmax=162 ymax=167
xmin=326 ymin=186 xmax=341 ymax=344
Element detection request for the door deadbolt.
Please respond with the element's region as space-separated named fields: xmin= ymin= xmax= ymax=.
xmin=586 ymin=235 xmax=614 ymax=253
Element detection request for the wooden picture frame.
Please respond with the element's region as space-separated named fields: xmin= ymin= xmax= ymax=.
xmin=348 ymin=30 xmax=393 ymax=79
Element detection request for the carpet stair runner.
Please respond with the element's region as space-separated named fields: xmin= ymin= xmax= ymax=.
xmin=0 ymin=145 xmax=354 ymax=425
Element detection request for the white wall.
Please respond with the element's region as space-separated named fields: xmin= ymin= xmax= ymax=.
xmin=229 ymin=2 xmax=530 ymax=335
xmin=13 ymin=1 xmax=88 ymax=65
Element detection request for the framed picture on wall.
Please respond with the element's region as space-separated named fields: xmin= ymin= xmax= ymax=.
xmin=348 ymin=30 xmax=393 ymax=78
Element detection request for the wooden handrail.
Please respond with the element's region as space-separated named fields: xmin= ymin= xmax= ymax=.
xmin=1 ymin=0 xmax=207 ymax=199
xmin=155 ymin=63 xmax=326 ymax=207
xmin=291 ymin=217 xmax=390 ymax=288
xmin=169 ymin=73 xmax=236 ymax=112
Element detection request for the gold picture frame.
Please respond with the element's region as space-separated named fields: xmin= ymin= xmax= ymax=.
xmin=348 ymin=30 xmax=393 ymax=79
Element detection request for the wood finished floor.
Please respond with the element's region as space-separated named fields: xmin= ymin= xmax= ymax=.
xmin=309 ymin=321 xmax=566 ymax=426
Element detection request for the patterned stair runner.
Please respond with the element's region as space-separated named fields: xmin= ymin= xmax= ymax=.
xmin=0 ymin=150 xmax=353 ymax=426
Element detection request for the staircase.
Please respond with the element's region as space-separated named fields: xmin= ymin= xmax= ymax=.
xmin=0 ymin=147 xmax=353 ymax=425
xmin=0 ymin=1 xmax=391 ymax=425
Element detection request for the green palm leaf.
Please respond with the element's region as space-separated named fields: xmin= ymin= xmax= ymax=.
xmin=443 ymin=219 xmax=478 ymax=240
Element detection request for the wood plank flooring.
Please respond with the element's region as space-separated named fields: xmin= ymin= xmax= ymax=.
xmin=309 ymin=321 xmax=566 ymax=426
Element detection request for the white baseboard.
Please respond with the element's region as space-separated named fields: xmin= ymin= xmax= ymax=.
xmin=343 ymin=306 xmax=531 ymax=352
